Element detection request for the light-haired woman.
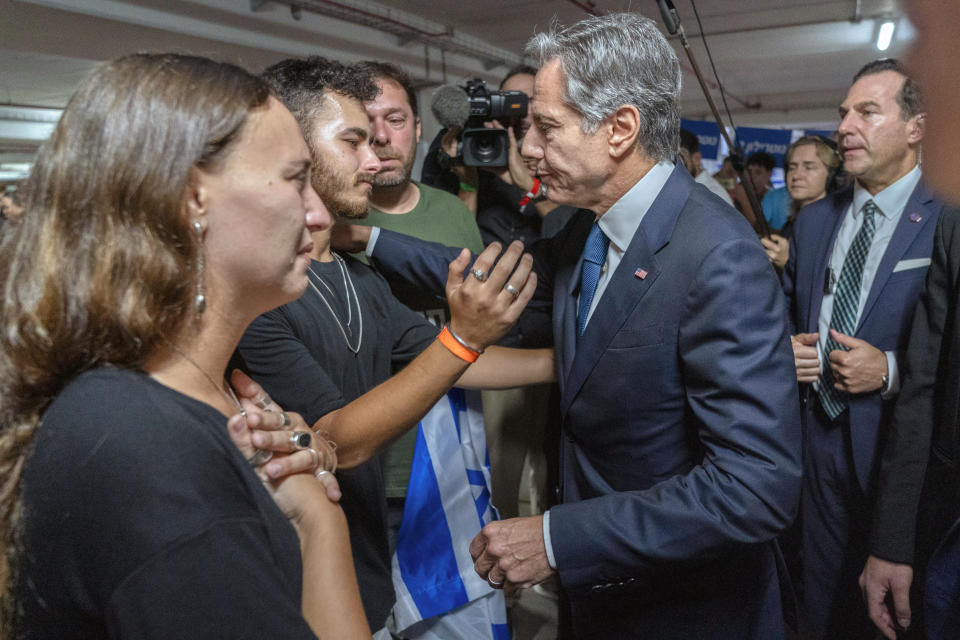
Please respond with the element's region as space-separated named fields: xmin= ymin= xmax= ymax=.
xmin=762 ymin=135 xmax=842 ymax=268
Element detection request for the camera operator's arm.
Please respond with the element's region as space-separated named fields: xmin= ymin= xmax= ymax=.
xmin=441 ymin=128 xmax=478 ymax=215
xmin=488 ymin=124 xmax=554 ymax=218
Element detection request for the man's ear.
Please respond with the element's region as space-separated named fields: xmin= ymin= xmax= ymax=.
xmin=907 ymin=111 xmax=926 ymax=145
xmin=415 ymin=117 xmax=422 ymax=145
xmin=607 ymin=105 xmax=641 ymax=159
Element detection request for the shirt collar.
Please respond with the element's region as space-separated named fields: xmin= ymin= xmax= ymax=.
xmin=596 ymin=161 xmax=675 ymax=252
xmin=852 ymin=164 xmax=922 ymax=220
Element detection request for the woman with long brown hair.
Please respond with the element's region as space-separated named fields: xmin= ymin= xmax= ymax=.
xmin=0 ymin=53 xmax=368 ymax=638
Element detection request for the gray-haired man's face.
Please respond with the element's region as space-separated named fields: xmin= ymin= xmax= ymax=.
xmin=521 ymin=59 xmax=612 ymax=211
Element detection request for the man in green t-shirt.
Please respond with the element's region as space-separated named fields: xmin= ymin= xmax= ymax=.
xmin=352 ymin=61 xmax=483 ymax=317
xmin=351 ymin=62 xmax=487 ymax=510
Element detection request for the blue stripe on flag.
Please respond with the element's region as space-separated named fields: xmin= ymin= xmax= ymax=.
xmin=474 ymin=486 xmax=491 ymax=525
xmin=397 ymin=426 xmax=469 ymax=618
xmin=465 ymin=468 xmax=486 ymax=487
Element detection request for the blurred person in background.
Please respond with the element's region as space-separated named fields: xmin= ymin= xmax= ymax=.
xmin=762 ymin=135 xmax=842 ymax=268
xmin=860 ymin=1 xmax=960 ymax=638
xmin=678 ymin=128 xmax=734 ymax=206
xmin=0 ymin=189 xmax=23 ymax=229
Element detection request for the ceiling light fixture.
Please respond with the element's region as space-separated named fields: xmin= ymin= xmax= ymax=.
xmin=876 ymin=20 xmax=895 ymax=51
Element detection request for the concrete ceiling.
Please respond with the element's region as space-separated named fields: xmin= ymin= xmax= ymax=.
xmin=0 ymin=0 xmax=913 ymax=181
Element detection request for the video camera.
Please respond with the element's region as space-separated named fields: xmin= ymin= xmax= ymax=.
xmin=433 ymin=78 xmax=528 ymax=167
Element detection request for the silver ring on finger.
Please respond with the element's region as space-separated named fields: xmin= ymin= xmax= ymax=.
xmin=254 ymin=393 xmax=272 ymax=410
xmin=306 ymin=447 xmax=320 ymax=469
xmin=488 ymin=576 xmax=503 ymax=587
xmin=247 ymin=448 xmax=274 ymax=467
xmin=504 ymin=283 xmax=520 ymax=298
xmin=289 ymin=430 xmax=312 ymax=450
xmin=471 ymin=268 xmax=487 ymax=282
xmin=315 ymin=468 xmax=331 ymax=479
xmin=279 ymin=412 xmax=291 ymax=427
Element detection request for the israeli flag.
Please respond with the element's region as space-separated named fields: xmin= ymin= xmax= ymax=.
xmin=389 ymin=388 xmax=510 ymax=640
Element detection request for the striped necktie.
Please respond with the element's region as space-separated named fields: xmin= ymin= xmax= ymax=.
xmin=577 ymin=222 xmax=609 ymax=336
xmin=818 ymin=199 xmax=879 ymax=419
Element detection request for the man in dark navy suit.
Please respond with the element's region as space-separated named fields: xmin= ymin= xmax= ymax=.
xmin=340 ymin=13 xmax=802 ymax=639
xmin=781 ymin=58 xmax=940 ymax=640
xmin=859 ymin=3 xmax=960 ymax=639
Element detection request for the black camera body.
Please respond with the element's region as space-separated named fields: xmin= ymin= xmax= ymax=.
xmin=459 ymin=78 xmax=528 ymax=167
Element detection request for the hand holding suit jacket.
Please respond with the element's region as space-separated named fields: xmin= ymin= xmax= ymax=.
xmin=781 ymin=182 xmax=941 ymax=491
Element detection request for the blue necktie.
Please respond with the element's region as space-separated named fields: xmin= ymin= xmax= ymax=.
xmin=577 ymin=222 xmax=609 ymax=336
xmin=818 ymin=200 xmax=879 ymax=419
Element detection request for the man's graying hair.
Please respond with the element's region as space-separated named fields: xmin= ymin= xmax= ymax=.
xmin=525 ymin=13 xmax=681 ymax=162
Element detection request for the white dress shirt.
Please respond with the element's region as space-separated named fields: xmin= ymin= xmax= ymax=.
xmin=815 ymin=164 xmax=922 ymax=398
xmin=580 ymin=161 xmax=676 ymax=327
xmin=695 ymin=170 xmax=735 ymax=206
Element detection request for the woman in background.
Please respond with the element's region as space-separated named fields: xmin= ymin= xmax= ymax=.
xmin=762 ymin=135 xmax=842 ymax=268
xmin=0 ymin=53 xmax=368 ymax=639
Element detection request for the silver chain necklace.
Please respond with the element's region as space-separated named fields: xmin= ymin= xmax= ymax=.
xmin=166 ymin=341 xmax=245 ymax=416
xmin=307 ymin=254 xmax=363 ymax=354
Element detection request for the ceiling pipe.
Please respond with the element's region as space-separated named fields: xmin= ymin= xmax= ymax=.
xmin=256 ymin=0 xmax=522 ymax=70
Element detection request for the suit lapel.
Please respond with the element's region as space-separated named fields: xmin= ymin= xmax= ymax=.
xmin=807 ymin=189 xmax=852 ymax=332
xmin=857 ymin=181 xmax=938 ymax=332
xmin=559 ymin=166 xmax=691 ymax=415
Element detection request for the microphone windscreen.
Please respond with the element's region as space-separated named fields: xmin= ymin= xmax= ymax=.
xmin=430 ymin=85 xmax=470 ymax=129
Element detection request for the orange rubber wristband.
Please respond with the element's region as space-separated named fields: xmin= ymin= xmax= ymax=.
xmin=438 ymin=326 xmax=480 ymax=363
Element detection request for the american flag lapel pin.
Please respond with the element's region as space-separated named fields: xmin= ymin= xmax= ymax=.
xmin=909 ymin=212 xmax=922 ymax=223
xmin=634 ymin=268 xmax=648 ymax=280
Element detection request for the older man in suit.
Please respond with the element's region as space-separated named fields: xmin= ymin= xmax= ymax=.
xmin=859 ymin=2 xmax=960 ymax=639
xmin=341 ymin=13 xmax=802 ymax=639
xmin=781 ymin=58 xmax=940 ymax=640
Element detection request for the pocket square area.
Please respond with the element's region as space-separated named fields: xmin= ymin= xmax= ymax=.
xmin=893 ymin=257 xmax=932 ymax=272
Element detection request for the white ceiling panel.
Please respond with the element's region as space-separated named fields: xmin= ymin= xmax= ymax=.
xmin=0 ymin=0 xmax=914 ymax=169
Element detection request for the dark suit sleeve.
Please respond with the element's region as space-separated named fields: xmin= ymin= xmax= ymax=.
xmin=370 ymin=228 xmax=561 ymax=347
xmin=870 ymin=209 xmax=959 ymax=564
xmin=369 ymin=229 xmax=464 ymax=294
xmin=550 ymin=237 xmax=802 ymax=589
xmin=780 ymin=216 xmax=802 ymax=335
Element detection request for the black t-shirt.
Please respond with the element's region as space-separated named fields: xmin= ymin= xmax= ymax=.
xmin=18 ymin=368 xmax=312 ymax=639
xmin=475 ymin=171 xmax=543 ymax=247
xmin=237 ymin=254 xmax=437 ymax=630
